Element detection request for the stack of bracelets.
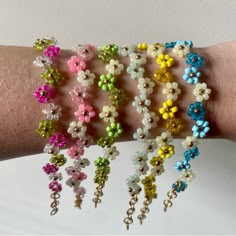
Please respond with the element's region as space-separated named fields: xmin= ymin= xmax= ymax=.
xmin=33 ymin=37 xmax=211 ymax=228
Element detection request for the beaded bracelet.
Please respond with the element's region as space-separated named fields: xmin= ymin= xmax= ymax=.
xmin=123 ymin=44 xmax=159 ymax=230
xmin=33 ymin=37 xmax=67 ymax=215
xmin=163 ymin=40 xmax=211 ymax=212
xmin=92 ymin=44 xmax=127 ymax=207
xmin=65 ymin=44 xmax=96 ymax=208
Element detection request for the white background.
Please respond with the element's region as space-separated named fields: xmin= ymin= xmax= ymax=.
xmin=0 ymin=0 xmax=236 ymax=235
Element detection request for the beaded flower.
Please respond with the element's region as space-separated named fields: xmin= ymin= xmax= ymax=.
xmin=77 ymin=70 xmax=95 ymax=87
xmin=67 ymin=121 xmax=87 ymax=138
xmin=151 ymin=164 xmax=165 ymax=176
xmin=192 ymin=120 xmax=210 ymax=138
xmin=173 ymin=42 xmax=190 ymax=58
xmin=150 ymin=156 xmax=164 ymax=167
xmin=99 ymin=105 xmax=118 ymax=123
xmin=98 ymin=44 xmax=118 ymax=63
xmin=97 ymin=136 xmax=115 ymax=148
xmin=108 ymin=88 xmax=127 ymax=108
xmin=105 ymin=59 xmax=124 ymax=75
xmin=106 ymin=122 xmax=123 ymax=138
xmin=43 ymin=143 xmax=60 ymax=155
xmin=184 ymin=146 xmax=199 ymax=161
xmin=154 ymin=68 xmax=175 ymax=83
xmin=34 ymin=85 xmax=54 ymax=103
xmin=104 ymin=146 xmax=120 ymax=160
xmin=49 ymin=134 xmax=68 ymax=148
xmin=41 ymin=67 xmax=64 ymax=86
xmin=141 ymin=111 xmax=159 ymax=129
xmin=162 ymin=82 xmax=181 ymax=101
xmin=183 ymin=67 xmax=201 ymax=84
xmin=129 ymin=52 xmax=146 ymax=65
xmin=67 ymin=145 xmax=84 ymax=160
xmin=175 ymin=160 xmax=191 ymax=171
xmin=182 ymin=136 xmax=199 ymax=149
xmin=43 ymin=46 xmax=60 ymax=58
xmin=159 ymin=100 xmax=178 ymax=120
xmin=33 ymin=56 xmax=52 ymax=68
xmin=42 ymin=103 xmax=62 ymax=120
xmin=77 ymin=135 xmax=94 ymax=148
xmin=137 ymin=77 xmax=155 ymax=95
xmin=33 ymin=37 xmax=56 ymax=51
xmin=172 ymin=180 xmax=187 ymax=192
xmin=179 ymin=169 xmax=195 ymax=182
xmin=50 ymin=154 xmax=67 ymax=167
xmin=126 ymin=175 xmax=140 ymax=186
xmin=133 ymin=127 xmax=150 ymax=141
xmin=49 ymin=172 xmax=63 ymax=181
xmin=158 ymin=145 xmax=175 ymax=159
xmin=118 ymin=45 xmax=136 ymax=57
xmin=37 ymin=120 xmax=56 ymax=138
xmin=74 ymin=104 xmax=95 ymax=123
xmin=132 ymin=151 xmax=148 ymax=165
xmin=132 ymin=95 xmax=151 ymax=113
xmin=193 ymin=83 xmax=211 ymax=102
xmin=74 ymin=158 xmax=90 ymax=169
xmin=142 ymin=139 xmax=158 ymax=153
xmin=49 ymin=181 xmax=62 ymax=192
xmin=67 ymin=56 xmax=86 ymax=73
xmin=188 ymin=102 xmax=206 ymax=121
xmin=98 ymin=73 xmax=116 ymax=91
xmin=69 ymin=86 xmax=89 ymax=103
xmin=76 ymin=44 xmax=95 ymax=61
xmin=147 ymin=43 xmax=165 ymax=58
xmin=127 ymin=63 xmax=145 ymax=79
xmin=186 ymin=53 xmax=204 ymax=67
xmin=43 ymin=163 xmax=59 ymax=174
xmin=156 ymin=131 xmax=173 ymax=147
xmin=166 ymin=118 xmax=183 ymax=134
xmin=134 ymin=162 xmax=149 ymax=175
xmin=156 ymin=54 xmax=174 ymax=68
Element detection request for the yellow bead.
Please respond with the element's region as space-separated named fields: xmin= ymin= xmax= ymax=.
xmin=137 ymin=43 xmax=148 ymax=50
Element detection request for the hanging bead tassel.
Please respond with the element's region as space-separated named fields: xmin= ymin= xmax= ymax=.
xmin=137 ymin=198 xmax=152 ymax=225
xmin=50 ymin=192 xmax=60 ymax=215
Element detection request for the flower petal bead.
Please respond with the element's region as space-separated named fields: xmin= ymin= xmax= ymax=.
xmin=42 ymin=103 xmax=62 ymax=120
xmin=162 ymin=82 xmax=181 ymax=101
xmin=156 ymin=54 xmax=174 ymax=68
xmin=147 ymin=43 xmax=165 ymax=57
xmin=173 ymin=42 xmax=190 ymax=58
xmin=108 ymin=88 xmax=127 ymax=108
xmin=44 ymin=143 xmax=60 ymax=155
xmin=127 ymin=63 xmax=145 ymax=79
xmin=43 ymin=163 xmax=59 ymax=174
xmin=132 ymin=95 xmax=151 ymax=113
xmin=33 ymin=37 xmax=56 ymax=51
xmin=193 ymin=83 xmax=211 ymax=102
xmin=186 ymin=53 xmax=204 ymax=67
xmin=49 ymin=134 xmax=68 ymax=148
xmin=150 ymin=156 xmax=164 ymax=167
xmin=77 ymin=70 xmax=95 ymax=87
xmin=98 ymin=73 xmax=116 ymax=91
xmin=50 ymin=154 xmax=67 ymax=167
xmin=106 ymin=122 xmax=123 ymax=138
xmin=126 ymin=175 xmax=140 ymax=186
xmin=133 ymin=127 xmax=150 ymax=141
xmin=67 ymin=56 xmax=86 ymax=73
xmin=137 ymin=77 xmax=155 ymax=95
xmin=105 ymin=59 xmax=124 ymax=75
xmin=43 ymin=46 xmax=60 ymax=58
xmin=182 ymin=136 xmax=199 ymax=149
xmin=129 ymin=52 xmax=146 ymax=65
xmin=159 ymin=100 xmax=178 ymax=120
xmin=134 ymin=162 xmax=149 ymax=176
xmin=99 ymin=105 xmax=118 ymax=123
xmin=175 ymin=160 xmax=191 ymax=171
xmin=69 ymin=86 xmax=89 ymax=103
xmin=98 ymin=44 xmax=118 ymax=63
xmin=74 ymin=103 xmax=95 ymax=123
xmin=183 ymin=67 xmax=201 ymax=84
xmin=142 ymin=112 xmax=159 ymax=129
xmin=41 ymin=67 xmax=64 ymax=86
xmin=77 ymin=135 xmax=94 ymax=148
xmin=188 ymin=102 xmax=206 ymax=121
xmin=118 ymin=45 xmax=136 ymax=57
xmin=156 ymin=131 xmax=173 ymax=147
xmin=97 ymin=136 xmax=115 ymax=148
xmin=49 ymin=181 xmax=62 ymax=192
xmin=142 ymin=139 xmax=158 ymax=153
xmin=166 ymin=118 xmax=183 ymax=134
xmin=154 ymin=68 xmax=175 ymax=83
xmin=172 ymin=180 xmax=187 ymax=192
xmin=158 ymin=145 xmax=175 ymax=159
xmin=34 ymin=85 xmax=55 ymax=103
xmin=184 ymin=146 xmax=200 ymax=161
xmin=104 ymin=146 xmax=120 ymax=160
xmin=37 ymin=120 xmax=56 ymax=138
xmin=49 ymin=172 xmax=63 ymax=181
xmin=67 ymin=145 xmax=84 ymax=160
xmin=74 ymin=158 xmax=90 ymax=169
xmin=132 ymin=151 xmax=148 ymax=165
xmin=151 ymin=164 xmax=165 ymax=176
xmin=179 ymin=169 xmax=195 ymax=182
xmin=67 ymin=121 xmax=87 ymax=138
xmin=33 ymin=56 xmax=52 ymax=68
xmin=76 ymin=44 xmax=95 ymax=61
xmin=192 ymin=120 xmax=210 ymax=138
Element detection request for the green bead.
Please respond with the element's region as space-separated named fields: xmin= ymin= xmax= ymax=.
xmin=33 ymin=37 xmax=54 ymax=52
xmin=98 ymin=73 xmax=116 ymax=91
xmin=36 ymin=119 xmax=56 ymax=138
xmin=108 ymin=88 xmax=127 ymax=107
xmin=94 ymin=157 xmax=110 ymax=167
xmin=98 ymin=44 xmax=118 ymax=63
xmin=97 ymin=136 xmax=115 ymax=148
xmin=106 ymin=122 xmax=123 ymax=138
xmin=41 ymin=67 xmax=64 ymax=86
xmin=50 ymin=154 xmax=66 ymax=167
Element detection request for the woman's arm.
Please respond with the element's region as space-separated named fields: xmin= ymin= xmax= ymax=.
xmin=0 ymin=42 xmax=235 ymax=160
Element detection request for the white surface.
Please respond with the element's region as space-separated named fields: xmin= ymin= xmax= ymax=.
xmin=0 ymin=0 xmax=236 ymax=235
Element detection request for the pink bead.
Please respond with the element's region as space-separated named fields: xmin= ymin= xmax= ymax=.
xmin=43 ymin=46 xmax=60 ymax=58
xmin=67 ymin=145 xmax=84 ymax=160
xmin=49 ymin=181 xmax=62 ymax=192
xmin=74 ymin=103 xmax=95 ymax=123
xmin=67 ymin=56 xmax=86 ymax=73
xmin=49 ymin=134 xmax=68 ymax=148
xmin=65 ymin=166 xmax=78 ymax=176
xmin=72 ymin=172 xmax=87 ymax=182
xmin=69 ymin=86 xmax=89 ymax=103
xmin=42 ymin=163 xmax=59 ymax=174
xmin=34 ymin=85 xmax=54 ymax=103
xmin=77 ymin=135 xmax=94 ymax=148
xmin=77 ymin=44 xmax=95 ymax=61
xmin=74 ymin=186 xmax=86 ymax=195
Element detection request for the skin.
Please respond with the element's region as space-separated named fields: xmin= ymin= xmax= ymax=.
xmin=0 ymin=41 xmax=235 ymax=160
